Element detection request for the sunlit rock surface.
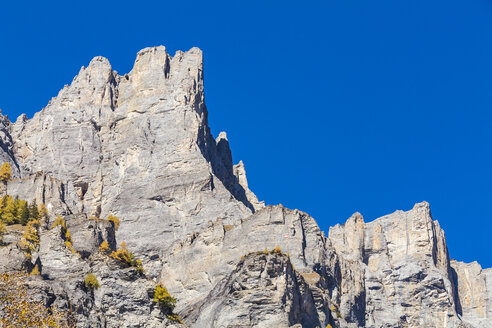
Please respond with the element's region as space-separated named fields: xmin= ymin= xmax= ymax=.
xmin=0 ymin=46 xmax=488 ymax=328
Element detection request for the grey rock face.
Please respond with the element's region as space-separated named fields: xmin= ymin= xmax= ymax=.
xmin=328 ymin=202 xmax=461 ymax=328
xmin=233 ymin=160 xmax=265 ymax=211
xmin=0 ymin=214 xmax=180 ymax=328
xmin=38 ymin=224 xmax=89 ymax=279
xmin=451 ymin=260 xmax=492 ymax=328
xmin=68 ymin=215 xmax=117 ymax=258
xmin=0 ymin=111 xmax=19 ymax=176
xmin=160 ymin=205 xmax=330 ymax=319
xmin=189 ymin=252 xmax=321 ymax=328
xmin=10 ymin=46 xmax=256 ymax=277
xmin=0 ymin=172 xmax=79 ymax=216
xmin=0 ymin=46 xmax=489 ymax=328
xmin=0 ymin=242 xmax=27 ymax=272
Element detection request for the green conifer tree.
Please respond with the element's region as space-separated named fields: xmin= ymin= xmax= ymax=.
xmin=14 ymin=196 xmax=21 ymax=223
xmin=28 ymin=200 xmax=39 ymax=221
xmin=17 ymin=200 xmax=29 ymax=225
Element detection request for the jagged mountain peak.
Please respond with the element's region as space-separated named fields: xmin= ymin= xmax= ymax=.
xmin=5 ymin=45 xmax=260 ymax=256
xmin=0 ymin=46 xmax=490 ymax=328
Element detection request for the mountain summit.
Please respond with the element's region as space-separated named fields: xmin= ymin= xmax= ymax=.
xmin=0 ymin=46 xmax=490 ymax=328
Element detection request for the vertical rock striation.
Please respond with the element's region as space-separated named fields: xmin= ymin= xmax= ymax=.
xmin=0 ymin=46 xmax=489 ymax=328
xmin=9 ymin=46 xmax=259 ymax=276
xmin=189 ymin=252 xmax=321 ymax=328
xmin=328 ymin=202 xmax=462 ymax=327
xmin=451 ymin=260 xmax=492 ymax=328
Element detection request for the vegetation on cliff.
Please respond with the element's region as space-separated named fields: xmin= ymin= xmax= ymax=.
xmin=84 ymin=273 xmax=100 ymax=290
xmin=0 ymin=162 xmax=12 ymax=183
xmin=0 ymin=272 xmax=73 ymax=327
xmin=0 ymin=195 xmax=45 ymax=226
xmin=110 ymin=241 xmax=145 ymax=274
xmin=153 ymin=283 xmax=183 ymax=323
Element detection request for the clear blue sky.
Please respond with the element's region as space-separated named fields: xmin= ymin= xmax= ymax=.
xmin=1 ymin=0 xmax=491 ymax=267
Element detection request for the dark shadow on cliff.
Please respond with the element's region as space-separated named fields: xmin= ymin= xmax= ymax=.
xmin=450 ymin=266 xmax=463 ymax=316
xmin=196 ymin=108 xmax=256 ymax=212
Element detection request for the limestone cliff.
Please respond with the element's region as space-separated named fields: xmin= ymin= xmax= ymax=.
xmin=0 ymin=46 xmax=489 ymax=328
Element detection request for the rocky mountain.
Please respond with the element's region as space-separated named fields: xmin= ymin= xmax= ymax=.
xmin=0 ymin=46 xmax=490 ymax=328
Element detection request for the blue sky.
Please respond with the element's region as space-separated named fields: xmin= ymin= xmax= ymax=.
xmin=1 ymin=0 xmax=491 ymax=267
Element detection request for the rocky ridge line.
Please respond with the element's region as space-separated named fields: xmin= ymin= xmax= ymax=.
xmin=0 ymin=46 xmax=490 ymax=328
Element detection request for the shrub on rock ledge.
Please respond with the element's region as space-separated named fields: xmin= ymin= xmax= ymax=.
xmin=84 ymin=273 xmax=100 ymax=290
xmin=30 ymin=264 xmax=40 ymax=276
xmin=167 ymin=313 xmax=183 ymax=324
xmin=99 ymin=241 xmax=111 ymax=254
xmin=110 ymin=241 xmax=145 ymax=274
xmin=52 ymin=215 xmax=77 ymax=254
xmin=272 ymin=245 xmax=282 ymax=254
xmin=107 ymin=214 xmax=120 ymax=230
xmin=153 ymin=283 xmax=176 ymax=312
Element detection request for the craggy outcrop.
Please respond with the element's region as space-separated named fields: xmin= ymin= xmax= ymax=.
xmin=451 ymin=260 xmax=492 ymax=328
xmin=328 ymin=202 xmax=464 ymax=327
xmin=0 ymin=46 xmax=489 ymax=327
xmin=189 ymin=251 xmax=321 ymax=328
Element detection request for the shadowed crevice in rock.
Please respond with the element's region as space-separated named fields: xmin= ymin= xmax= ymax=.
xmin=451 ymin=266 xmax=463 ymax=316
xmin=0 ymin=113 xmax=20 ymax=176
xmin=186 ymin=252 xmax=323 ymax=328
xmin=450 ymin=259 xmax=492 ymax=327
xmin=196 ymin=124 xmax=259 ymax=212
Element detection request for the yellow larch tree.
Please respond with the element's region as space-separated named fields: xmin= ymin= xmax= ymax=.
xmin=0 ymin=162 xmax=12 ymax=183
